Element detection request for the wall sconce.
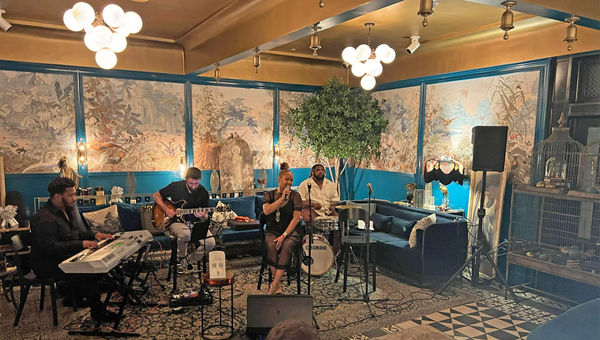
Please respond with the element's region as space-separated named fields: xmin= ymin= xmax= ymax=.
xmin=0 ymin=9 xmax=12 ymax=32
xmin=274 ymin=143 xmax=280 ymax=165
xmin=309 ymin=24 xmax=321 ymax=56
xmin=499 ymin=1 xmax=516 ymax=40
xmin=214 ymin=63 xmax=221 ymax=83
xmin=318 ymin=0 xmax=325 ymax=8
xmin=417 ymin=0 xmax=434 ymax=27
xmin=253 ymin=48 xmax=261 ymax=73
xmin=179 ymin=157 xmax=185 ymax=178
xmin=564 ymin=16 xmax=579 ymax=51
xmin=77 ymin=139 xmax=88 ymax=167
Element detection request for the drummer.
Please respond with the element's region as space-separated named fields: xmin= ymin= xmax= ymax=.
xmin=298 ymin=163 xmax=339 ymax=224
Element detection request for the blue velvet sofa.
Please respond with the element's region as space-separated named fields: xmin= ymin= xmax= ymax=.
xmin=350 ymin=200 xmax=468 ymax=279
xmin=76 ymin=196 xmax=265 ymax=249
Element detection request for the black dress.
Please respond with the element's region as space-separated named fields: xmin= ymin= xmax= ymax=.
xmin=263 ymin=190 xmax=302 ymax=269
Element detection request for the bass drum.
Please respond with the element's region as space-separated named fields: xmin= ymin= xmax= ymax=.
xmin=301 ymin=234 xmax=334 ymax=276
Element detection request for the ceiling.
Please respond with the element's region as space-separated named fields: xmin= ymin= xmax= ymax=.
xmin=0 ymin=0 xmax=598 ymax=79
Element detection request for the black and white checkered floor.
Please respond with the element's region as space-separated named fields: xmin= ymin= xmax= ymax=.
xmin=355 ymin=284 xmax=565 ymax=339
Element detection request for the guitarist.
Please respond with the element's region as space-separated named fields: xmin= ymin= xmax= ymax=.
xmin=152 ymin=167 xmax=214 ymax=269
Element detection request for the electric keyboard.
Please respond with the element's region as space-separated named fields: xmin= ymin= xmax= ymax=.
xmin=59 ymin=230 xmax=153 ymax=274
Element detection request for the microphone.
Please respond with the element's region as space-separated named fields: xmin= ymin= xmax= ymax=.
xmin=285 ymin=185 xmax=290 ymax=200
xmin=307 ymin=182 xmax=312 ymax=190
xmin=367 ymin=183 xmax=374 ymax=194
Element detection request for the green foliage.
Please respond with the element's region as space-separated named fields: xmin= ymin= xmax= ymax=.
xmin=288 ymin=77 xmax=388 ymax=163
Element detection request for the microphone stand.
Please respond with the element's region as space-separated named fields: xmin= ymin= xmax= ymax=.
xmin=306 ymin=182 xmax=319 ymax=330
xmin=306 ymin=183 xmax=313 ymax=295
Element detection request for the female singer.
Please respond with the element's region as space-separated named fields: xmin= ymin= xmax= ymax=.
xmin=262 ymin=166 xmax=301 ymax=294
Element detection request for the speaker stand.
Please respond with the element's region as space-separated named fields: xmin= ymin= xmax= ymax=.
xmin=437 ymin=171 xmax=519 ymax=303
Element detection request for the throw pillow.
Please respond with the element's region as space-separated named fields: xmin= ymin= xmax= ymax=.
xmin=117 ymin=203 xmax=142 ymax=231
xmin=408 ymin=213 xmax=437 ymax=248
xmin=389 ymin=217 xmax=417 ymax=238
xmin=82 ymin=204 xmax=123 ymax=235
xmin=138 ymin=204 xmax=163 ymax=236
xmin=371 ymin=213 xmax=393 ymax=232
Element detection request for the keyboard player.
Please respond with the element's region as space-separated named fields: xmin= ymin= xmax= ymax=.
xmin=30 ymin=177 xmax=117 ymax=322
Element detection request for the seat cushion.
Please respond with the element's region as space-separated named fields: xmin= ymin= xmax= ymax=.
xmin=209 ymin=196 xmax=256 ymax=219
xmin=389 ymin=217 xmax=416 ymax=239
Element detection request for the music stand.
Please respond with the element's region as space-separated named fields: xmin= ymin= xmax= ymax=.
xmin=337 ymin=185 xmax=386 ymax=317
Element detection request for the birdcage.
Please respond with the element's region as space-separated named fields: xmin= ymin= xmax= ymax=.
xmin=532 ymin=114 xmax=583 ymax=189
xmin=578 ymin=140 xmax=600 ymax=193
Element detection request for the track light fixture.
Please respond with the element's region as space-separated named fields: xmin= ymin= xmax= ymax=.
xmin=214 ymin=64 xmax=221 ymax=83
xmin=253 ymin=48 xmax=261 ymax=73
xmin=309 ymin=24 xmax=321 ymax=57
xmin=406 ymin=36 xmax=420 ymax=54
xmin=417 ymin=0 xmax=434 ymax=27
xmin=318 ymin=0 xmax=325 ymax=8
xmin=499 ymin=1 xmax=516 ymax=40
xmin=0 ymin=9 xmax=12 ymax=32
xmin=564 ymin=16 xmax=579 ymax=51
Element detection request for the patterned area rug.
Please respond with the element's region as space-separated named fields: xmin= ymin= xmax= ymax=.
xmin=1 ymin=263 xmax=478 ymax=339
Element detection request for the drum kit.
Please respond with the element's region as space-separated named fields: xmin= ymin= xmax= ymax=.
xmin=300 ymin=204 xmax=359 ymax=276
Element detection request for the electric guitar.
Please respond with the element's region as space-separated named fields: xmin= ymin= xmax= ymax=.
xmin=152 ymin=199 xmax=216 ymax=230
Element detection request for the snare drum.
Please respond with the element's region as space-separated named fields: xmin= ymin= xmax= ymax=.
xmin=301 ymin=234 xmax=334 ymax=276
xmin=314 ymin=216 xmax=338 ymax=233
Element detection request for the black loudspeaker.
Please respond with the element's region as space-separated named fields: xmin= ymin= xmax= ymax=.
xmin=472 ymin=126 xmax=508 ymax=172
xmin=246 ymin=295 xmax=313 ymax=336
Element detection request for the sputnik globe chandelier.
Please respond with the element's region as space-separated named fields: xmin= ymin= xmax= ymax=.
xmin=63 ymin=2 xmax=143 ymax=69
xmin=341 ymin=23 xmax=396 ymax=90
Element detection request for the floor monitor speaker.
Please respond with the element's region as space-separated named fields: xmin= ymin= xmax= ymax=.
xmin=246 ymin=295 xmax=313 ymax=336
xmin=472 ymin=126 xmax=508 ymax=172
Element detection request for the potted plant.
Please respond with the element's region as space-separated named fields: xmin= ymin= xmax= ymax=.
xmin=288 ymin=77 xmax=388 ymax=197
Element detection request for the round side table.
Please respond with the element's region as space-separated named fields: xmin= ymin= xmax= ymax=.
xmin=201 ymin=271 xmax=235 ymax=339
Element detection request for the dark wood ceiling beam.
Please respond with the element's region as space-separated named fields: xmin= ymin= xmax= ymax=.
xmin=182 ymin=0 xmax=406 ymax=75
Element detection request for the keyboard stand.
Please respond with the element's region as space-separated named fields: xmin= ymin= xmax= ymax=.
xmin=68 ymin=247 xmax=146 ymax=337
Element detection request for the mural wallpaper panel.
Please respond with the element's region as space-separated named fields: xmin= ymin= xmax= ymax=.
xmin=0 ymin=70 xmax=76 ymax=173
xmin=279 ymin=90 xmax=316 ymax=168
xmin=192 ymin=85 xmax=273 ymax=170
xmin=83 ymin=77 xmax=185 ymax=172
xmin=367 ymin=86 xmax=420 ymax=173
xmin=423 ymin=71 xmax=540 ymax=184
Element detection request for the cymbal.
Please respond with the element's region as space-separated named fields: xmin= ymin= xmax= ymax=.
xmin=335 ymin=204 xmax=361 ymax=210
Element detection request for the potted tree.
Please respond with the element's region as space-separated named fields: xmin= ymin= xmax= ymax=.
xmin=288 ymin=77 xmax=388 ymax=197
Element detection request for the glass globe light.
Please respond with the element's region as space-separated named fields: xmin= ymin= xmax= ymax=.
xmin=84 ymin=32 xmax=101 ymax=51
xmin=72 ymin=2 xmax=95 ymax=27
xmin=95 ymin=48 xmax=117 ymax=69
xmin=380 ymin=46 xmax=396 ymax=64
xmin=63 ymin=9 xmax=84 ymax=32
xmin=123 ymin=11 xmax=143 ymax=34
xmin=366 ymin=59 xmax=383 ymax=77
xmin=376 ymin=44 xmax=395 ymax=63
xmin=356 ymin=44 xmax=371 ymax=62
xmin=102 ymin=4 xmax=124 ymax=28
xmin=364 ymin=58 xmax=382 ymax=76
xmin=109 ymin=33 xmax=127 ymax=53
xmin=91 ymin=25 xmax=113 ymax=48
xmin=360 ymin=75 xmax=376 ymax=90
xmin=342 ymin=46 xmax=357 ymax=64
xmin=351 ymin=63 xmax=366 ymax=77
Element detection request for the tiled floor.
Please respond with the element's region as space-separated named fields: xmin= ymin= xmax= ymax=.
xmin=396 ymin=301 xmax=540 ymax=340
xmin=354 ymin=277 xmax=567 ymax=340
